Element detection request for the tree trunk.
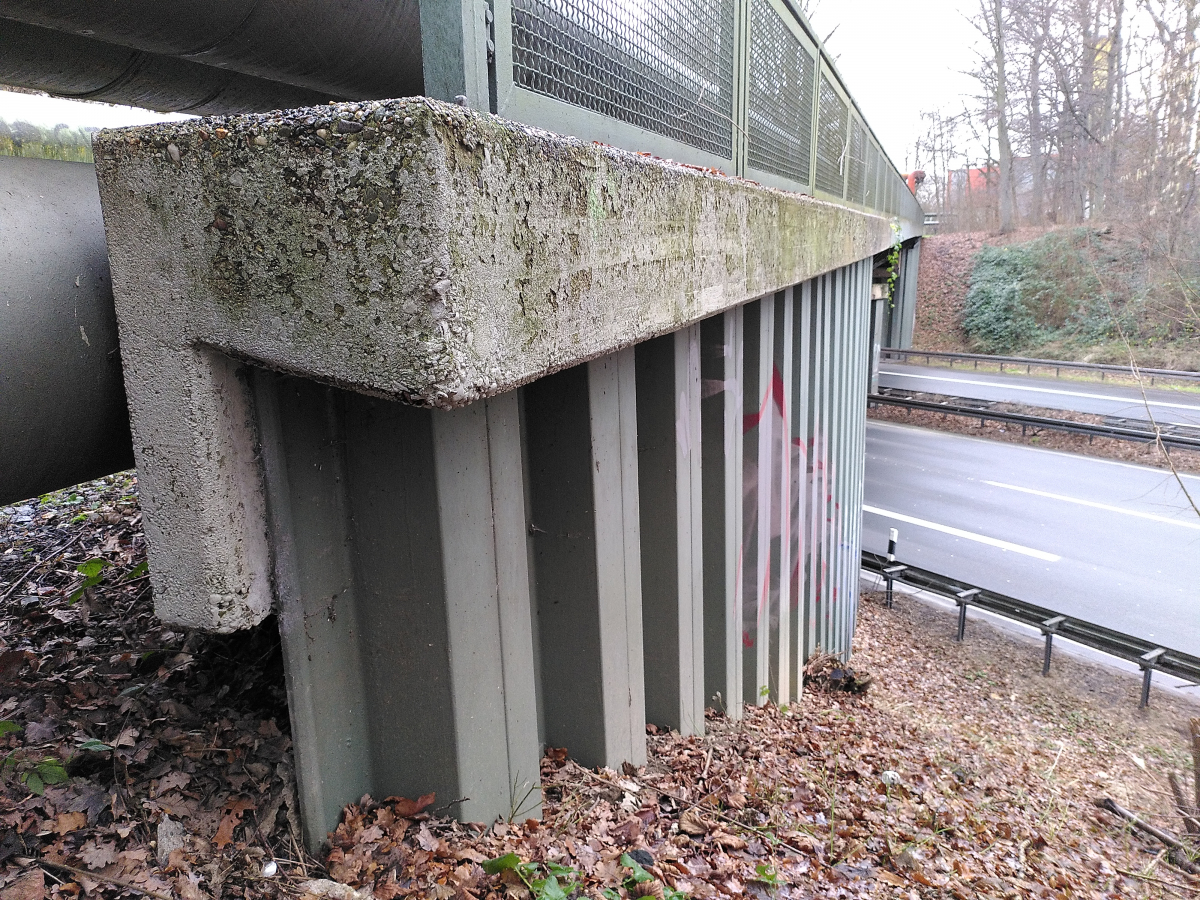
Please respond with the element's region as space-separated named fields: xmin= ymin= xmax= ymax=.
xmin=990 ymin=0 xmax=1017 ymax=233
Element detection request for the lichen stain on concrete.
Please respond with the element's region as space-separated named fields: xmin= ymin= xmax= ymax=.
xmin=95 ymin=96 xmax=894 ymax=413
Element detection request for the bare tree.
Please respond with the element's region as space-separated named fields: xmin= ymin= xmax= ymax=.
xmin=976 ymin=0 xmax=1018 ymax=232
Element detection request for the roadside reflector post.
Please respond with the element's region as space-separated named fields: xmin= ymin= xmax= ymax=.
xmin=1139 ymin=648 xmax=1166 ymax=708
xmin=1039 ymin=616 xmax=1066 ymax=676
xmin=954 ymin=589 xmax=980 ymax=641
xmin=883 ymin=564 xmax=906 ymax=609
xmin=887 ymin=527 xmax=898 ymax=562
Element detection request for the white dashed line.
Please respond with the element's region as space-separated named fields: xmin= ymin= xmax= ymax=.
xmin=862 ymin=505 xmax=1062 ymax=561
xmin=983 ymin=481 xmax=1200 ymax=531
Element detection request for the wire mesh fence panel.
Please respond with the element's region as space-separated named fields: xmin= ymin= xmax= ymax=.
xmin=847 ymin=117 xmax=866 ymax=204
xmin=746 ymin=0 xmax=815 ymax=185
xmin=511 ymin=0 xmax=737 ymax=158
xmin=864 ymin=140 xmax=878 ymax=210
xmin=814 ymin=73 xmax=847 ymax=197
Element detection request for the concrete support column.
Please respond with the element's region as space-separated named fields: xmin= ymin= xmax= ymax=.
xmin=254 ymin=372 xmax=542 ymax=849
xmin=523 ymin=350 xmax=647 ymax=770
xmin=868 ymin=289 xmax=886 ymax=394
xmin=897 ymin=240 xmax=921 ymax=350
xmin=635 ymin=328 xmax=704 ymax=736
xmin=700 ymin=309 xmax=744 ymax=720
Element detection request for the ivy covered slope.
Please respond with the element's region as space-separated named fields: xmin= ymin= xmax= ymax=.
xmin=959 ymin=226 xmax=1200 ymax=368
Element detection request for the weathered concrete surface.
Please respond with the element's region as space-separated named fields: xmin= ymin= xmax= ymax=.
xmin=93 ymin=96 xmax=894 ymax=630
xmin=95 ymin=97 xmax=894 ymax=408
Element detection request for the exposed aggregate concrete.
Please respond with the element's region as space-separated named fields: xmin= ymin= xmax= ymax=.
xmin=95 ymin=96 xmax=893 ymax=407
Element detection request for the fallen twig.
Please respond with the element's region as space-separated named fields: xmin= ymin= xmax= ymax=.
xmin=1095 ymin=798 xmax=1200 ymax=875
xmin=1170 ymin=771 xmax=1200 ymax=836
xmin=0 ymin=533 xmax=82 ymax=603
xmin=1115 ymin=867 xmax=1200 ymax=897
xmin=38 ymin=859 xmax=175 ymax=900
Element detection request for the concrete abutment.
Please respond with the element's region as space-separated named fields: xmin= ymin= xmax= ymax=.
xmin=93 ymin=96 xmax=898 ymax=847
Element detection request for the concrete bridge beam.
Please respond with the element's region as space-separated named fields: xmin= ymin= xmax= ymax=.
xmin=92 ymin=96 xmax=895 ymax=846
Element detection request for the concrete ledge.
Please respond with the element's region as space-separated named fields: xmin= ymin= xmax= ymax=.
xmin=94 ymin=96 xmax=895 ymax=410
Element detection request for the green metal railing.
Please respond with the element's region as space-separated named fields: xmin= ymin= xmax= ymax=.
xmin=492 ymin=0 xmax=922 ymax=234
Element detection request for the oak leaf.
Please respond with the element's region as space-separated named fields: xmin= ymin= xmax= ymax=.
xmin=78 ymin=838 xmax=118 ymax=870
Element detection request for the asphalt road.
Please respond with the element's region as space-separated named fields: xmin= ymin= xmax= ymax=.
xmin=863 ymin=420 xmax=1200 ymax=656
xmin=878 ymin=363 xmax=1200 ymax=426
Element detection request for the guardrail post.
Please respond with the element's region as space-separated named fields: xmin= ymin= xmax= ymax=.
xmin=523 ymin=350 xmax=648 ymax=770
xmin=883 ymin=565 xmax=906 ymax=609
xmin=954 ymin=589 xmax=980 ymax=641
xmin=1039 ymin=616 xmax=1066 ymax=676
xmin=1139 ymin=648 xmax=1166 ymax=708
xmin=635 ymin=328 xmax=705 ymax=736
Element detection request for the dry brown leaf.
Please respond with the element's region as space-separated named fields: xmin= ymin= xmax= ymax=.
xmin=0 ymin=869 xmax=45 ymax=900
xmin=875 ymin=869 xmax=907 ymax=887
xmin=77 ymin=838 xmax=118 ymax=871
xmin=213 ymin=796 xmax=256 ymax=849
xmin=386 ymin=792 xmax=435 ymax=817
xmin=53 ymin=811 xmax=87 ymax=835
xmin=709 ymin=831 xmax=746 ymax=850
xmin=679 ymin=807 xmax=710 ymax=836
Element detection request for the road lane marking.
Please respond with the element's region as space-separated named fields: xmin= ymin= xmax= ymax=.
xmin=877 ymin=370 xmax=1200 ymax=413
xmin=862 ymin=505 xmax=1062 ymax=561
xmin=983 ymin=481 xmax=1200 ymax=531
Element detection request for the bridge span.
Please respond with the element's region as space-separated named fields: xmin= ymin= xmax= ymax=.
xmin=0 ymin=0 xmax=922 ymax=844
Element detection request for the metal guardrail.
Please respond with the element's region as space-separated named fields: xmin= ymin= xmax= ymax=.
xmin=861 ymin=551 xmax=1200 ymax=706
xmin=867 ymin=392 xmax=1200 ymax=452
xmin=881 ymin=348 xmax=1200 ymax=385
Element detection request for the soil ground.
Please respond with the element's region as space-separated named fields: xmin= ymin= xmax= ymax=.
xmin=1 ymin=480 xmax=1199 ymax=900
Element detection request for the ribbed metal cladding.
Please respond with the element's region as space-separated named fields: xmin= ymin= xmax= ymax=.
xmin=511 ymin=0 xmax=736 ymax=158
xmin=847 ymin=117 xmax=867 ymax=204
xmin=746 ymin=0 xmax=814 ymax=184
xmin=814 ymin=73 xmax=847 ymax=196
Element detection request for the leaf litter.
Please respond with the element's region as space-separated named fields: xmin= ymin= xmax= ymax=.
xmin=2 ymin=475 xmax=1199 ymax=899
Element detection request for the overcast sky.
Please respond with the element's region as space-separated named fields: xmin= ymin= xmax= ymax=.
xmin=0 ymin=0 xmax=982 ymax=169
xmin=812 ymin=0 xmax=983 ymax=170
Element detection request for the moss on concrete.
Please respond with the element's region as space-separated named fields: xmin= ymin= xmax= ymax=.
xmin=95 ymin=96 xmax=893 ymax=410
